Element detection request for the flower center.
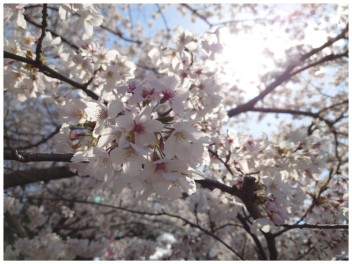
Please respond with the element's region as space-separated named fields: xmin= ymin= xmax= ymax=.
xmin=133 ymin=121 xmax=145 ymax=134
xmin=155 ymin=162 xmax=168 ymax=173
xmin=161 ymin=89 xmax=177 ymax=104
xmin=141 ymin=87 xmax=155 ymax=99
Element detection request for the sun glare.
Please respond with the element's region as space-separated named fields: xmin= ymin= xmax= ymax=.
xmin=216 ymin=27 xmax=284 ymax=98
xmin=216 ymin=23 xmax=329 ymax=99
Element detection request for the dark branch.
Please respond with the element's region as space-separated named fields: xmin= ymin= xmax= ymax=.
xmin=273 ymin=223 xmax=348 ymax=238
xmin=24 ymin=14 xmax=80 ymax=51
xmin=262 ymin=232 xmax=278 ymax=260
xmin=4 ymin=150 xmax=73 ymax=163
xmin=227 ymin=23 xmax=349 ymax=117
xmin=196 ymin=177 xmax=263 ymax=220
xmin=237 ymin=213 xmax=267 ymax=260
xmin=3 ymin=158 xmax=261 ymax=220
xmin=4 ymin=51 xmax=99 ymax=100
xmin=35 ymin=4 xmax=48 ymax=63
xmin=4 ymin=167 xmax=76 ymax=189
xmin=282 ymin=223 xmax=348 ymax=230
xmin=6 ymin=194 xmax=244 ymax=259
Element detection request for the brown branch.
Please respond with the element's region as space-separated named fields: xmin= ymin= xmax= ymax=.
xmin=273 ymin=222 xmax=348 ymax=238
xmin=299 ymin=23 xmax=348 ymax=61
xmin=4 ymin=51 xmax=99 ymax=100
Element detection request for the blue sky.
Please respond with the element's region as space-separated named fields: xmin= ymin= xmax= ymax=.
xmin=103 ymin=4 xmax=347 ymax=137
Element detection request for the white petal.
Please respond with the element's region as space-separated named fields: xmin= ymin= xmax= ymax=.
xmin=164 ymin=135 xmax=177 ymax=159
xmin=17 ymin=12 xmax=27 ymax=29
xmin=123 ymin=160 xmax=141 ymax=176
xmin=144 ymin=119 xmax=163 ymax=132
xmin=108 ymin=100 xmax=123 ymax=118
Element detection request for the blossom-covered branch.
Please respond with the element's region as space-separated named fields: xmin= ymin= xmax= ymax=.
xmin=227 ymin=23 xmax=348 ymax=117
xmin=4 ymin=51 xmax=99 ymax=100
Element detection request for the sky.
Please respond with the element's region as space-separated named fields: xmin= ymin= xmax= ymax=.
xmin=112 ymin=4 xmax=347 ymax=137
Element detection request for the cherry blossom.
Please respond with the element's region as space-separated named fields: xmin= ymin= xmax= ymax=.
xmin=4 ymin=4 xmax=27 ymax=29
xmin=116 ymin=105 xmax=163 ymax=146
xmin=3 ymin=3 xmax=348 ymax=261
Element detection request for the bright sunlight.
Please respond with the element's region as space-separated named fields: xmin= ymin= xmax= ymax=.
xmin=216 ymin=20 xmax=329 ymax=99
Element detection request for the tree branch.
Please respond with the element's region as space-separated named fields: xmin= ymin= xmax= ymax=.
xmin=3 ymin=156 xmax=261 ymax=220
xmin=4 ymin=51 xmax=99 ymax=100
xmin=24 ymin=14 xmax=80 ymax=51
xmin=4 ymin=150 xmax=73 ymax=163
xmin=237 ymin=213 xmax=267 ymax=260
xmin=180 ymin=4 xmax=213 ymax=27
xmin=227 ymin=23 xmax=349 ymax=117
xmin=100 ymin=24 xmax=142 ymax=45
xmin=273 ymin=223 xmax=348 ymax=238
xmin=35 ymin=4 xmax=48 ymax=63
xmin=249 ymin=107 xmax=334 ymax=127
xmin=16 ymin=125 xmax=62 ymax=150
xmin=4 ymin=167 xmax=76 ymax=189
xmin=6 ymin=193 xmax=244 ymax=259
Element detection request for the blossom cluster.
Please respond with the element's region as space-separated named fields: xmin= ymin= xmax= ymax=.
xmin=56 ymin=25 xmax=228 ymax=201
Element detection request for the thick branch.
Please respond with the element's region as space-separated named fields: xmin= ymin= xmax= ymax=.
xmin=262 ymin=232 xmax=278 ymax=260
xmin=237 ymin=213 xmax=267 ymax=260
xmin=4 ymin=167 xmax=76 ymax=189
xmin=4 ymin=150 xmax=73 ymax=163
xmin=4 ymin=155 xmax=261 ymax=220
xmin=195 ymin=177 xmax=262 ymax=220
